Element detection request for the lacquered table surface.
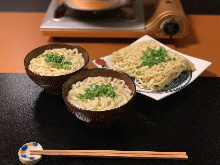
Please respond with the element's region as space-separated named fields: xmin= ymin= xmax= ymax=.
xmin=0 ymin=1 xmax=220 ymax=164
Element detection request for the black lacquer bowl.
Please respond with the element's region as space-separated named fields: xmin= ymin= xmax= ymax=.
xmin=24 ymin=43 xmax=89 ymax=95
xmin=62 ymin=68 xmax=136 ymax=128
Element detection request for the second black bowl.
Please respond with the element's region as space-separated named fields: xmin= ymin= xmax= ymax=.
xmin=62 ymin=68 xmax=136 ymax=128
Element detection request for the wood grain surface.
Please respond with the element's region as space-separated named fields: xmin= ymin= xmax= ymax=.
xmin=0 ymin=12 xmax=219 ymax=76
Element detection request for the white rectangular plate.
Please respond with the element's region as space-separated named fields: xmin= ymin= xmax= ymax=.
xmin=92 ymin=35 xmax=212 ymax=100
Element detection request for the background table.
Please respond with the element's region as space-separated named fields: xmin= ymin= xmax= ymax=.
xmin=0 ymin=0 xmax=220 ymax=164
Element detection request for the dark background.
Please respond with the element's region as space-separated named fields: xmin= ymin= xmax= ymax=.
xmin=0 ymin=0 xmax=220 ymax=15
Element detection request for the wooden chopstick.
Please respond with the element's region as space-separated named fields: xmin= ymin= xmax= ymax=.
xmin=30 ymin=150 xmax=188 ymax=160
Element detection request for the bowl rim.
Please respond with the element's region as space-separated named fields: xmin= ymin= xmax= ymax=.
xmin=62 ymin=68 xmax=136 ymax=113
xmin=24 ymin=43 xmax=90 ymax=78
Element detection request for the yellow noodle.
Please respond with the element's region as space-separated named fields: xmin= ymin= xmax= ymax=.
xmin=111 ymin=40 xmax=195 ymax=91
xmin=67 ymin=76 xmax=132 ymax=111
xmin=28 ymin=48 xmax=84 ymax=76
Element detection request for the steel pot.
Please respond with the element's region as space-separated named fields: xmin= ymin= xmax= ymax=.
xmin=57 ymin=0 xmax=135 ymax=11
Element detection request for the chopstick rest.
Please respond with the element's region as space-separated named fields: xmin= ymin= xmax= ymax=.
xmin=18 ymin=142 xmax=188 ymax=164
xmin=18 ymin=142 xmax=43 ymax=165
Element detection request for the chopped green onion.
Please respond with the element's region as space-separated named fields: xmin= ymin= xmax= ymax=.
xmin=136 ymin=71 xmax=140 ymax=76
xmin=41 ymin=52 xmax=72 ymax=70
xmin=76 ymin=83 xmax=117 ymax=100
xmin=135 ymin=46 xmax=176 ymax=75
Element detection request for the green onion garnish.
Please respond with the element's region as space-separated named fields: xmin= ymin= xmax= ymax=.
xmin=41 ymin=52 xmax=72 ymax=70
xmin=135 ymin=46 xmax=176 ymax=74
xmin=76 ymin=83 xmax=117 ymax=100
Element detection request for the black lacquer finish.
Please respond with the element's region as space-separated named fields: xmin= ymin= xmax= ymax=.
xmin=0 ymin=73 xmax=220 ymax=164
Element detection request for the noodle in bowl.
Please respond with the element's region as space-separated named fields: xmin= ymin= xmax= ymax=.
xmin=67 ymin=76 xmax=132 ymax=111
xmin=28 ymin=48 xmax=85 ymax=76
xmin=62 ymin=68 xmax=136 ymax=128
xmin=24 ymin=43 xmax=89 ymax=95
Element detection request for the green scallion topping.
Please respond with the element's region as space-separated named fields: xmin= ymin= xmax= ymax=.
xmin=135 ymin=46 xmax=176 ymax=74
xmin=76 ymin=83 xmax=117 ymax=100
xmin=41 ymin=52 xmax=72 ymax=70
xmin=136 ymin=71 xmax=140 ymax=76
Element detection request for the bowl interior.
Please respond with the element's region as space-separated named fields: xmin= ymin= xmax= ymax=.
xmin=24 ymin=43 xmax=89 ymax=72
